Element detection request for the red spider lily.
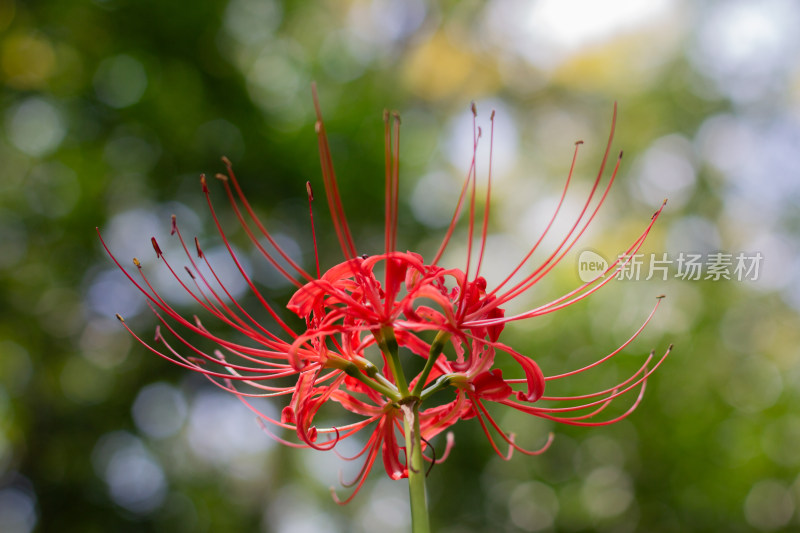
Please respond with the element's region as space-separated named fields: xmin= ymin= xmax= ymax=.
xmin=99 ymin=87 xmax=671 ymax=503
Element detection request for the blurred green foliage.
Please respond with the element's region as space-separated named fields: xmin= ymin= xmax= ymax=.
xmin=2 ymin=0 xmax=800 ymax=531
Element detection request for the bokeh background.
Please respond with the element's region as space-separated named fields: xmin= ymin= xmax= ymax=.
xmin=2 ymin=0 xmax=800 ymax=531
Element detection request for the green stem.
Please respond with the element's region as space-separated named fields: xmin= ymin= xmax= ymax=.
xmin=375 ymin=326 xmax=410 ymax=396
xmin=324 ymin=356 xmax=401 ymax=401
xmin=411 ymin=330 xmax=451 ymax=397
xmin=420 ymin=374 xmax=455 ymax=402
xmin=401 ymin=399 xmax=430 ymax=533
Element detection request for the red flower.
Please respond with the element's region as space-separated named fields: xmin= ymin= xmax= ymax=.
xmin=100 ymin=87 xmax=670 ymax=503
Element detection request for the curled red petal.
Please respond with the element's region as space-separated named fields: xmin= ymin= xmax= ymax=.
xmin=510 ymin=352 xmax=545 ymax=402
xmin=472 ymin=369 xmax=513 ymax=401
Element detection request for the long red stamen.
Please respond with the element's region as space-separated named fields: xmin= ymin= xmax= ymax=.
xmin=457 ymin=104 xmax=480 ymax=320
xmin=473 ymin=109 xmax=495 ymax=283
xmin=99 ymin=230 xmax=281 ymax=355
xmin=201 ymin=174 xmax=300 ymax=338
xmin=474 ymin=397 xmax=554 ymax=456
xmin=307 ymin=181 xmax=321 ymax=278
xmin=219 ymin=158 xmax=313 ymax=284
xmin=141 ymin=246 xmax=285 ymax=352
xmin=514 ymin=345 xmax=672 ymax=424
xmin=490 ymin=139 xmax=582 ymax=297
xmin=545 ymin=295 xmax=664 ymax=381
xmin=495 ymin=104 xmax=619 ymax=306
xmin=391 ymin=112 xmax=401 ymax=252
xmin=384 ymin=109 xmax=392 ymax=257
xmin=311 ymin=84 xmax=357 ymax=260
xmin=171 ymin=217 xmax=293 ymax=346
xmin=431 ymin=118 xmax=479 ymax=267
xmin=468 ymin=198 xmax=666 ymax=326
xmin=467 ymin=395 xmax=515 ymax=460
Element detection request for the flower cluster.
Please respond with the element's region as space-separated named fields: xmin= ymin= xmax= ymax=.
xmin=101 ymin=90 xmax=670 ymax=503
